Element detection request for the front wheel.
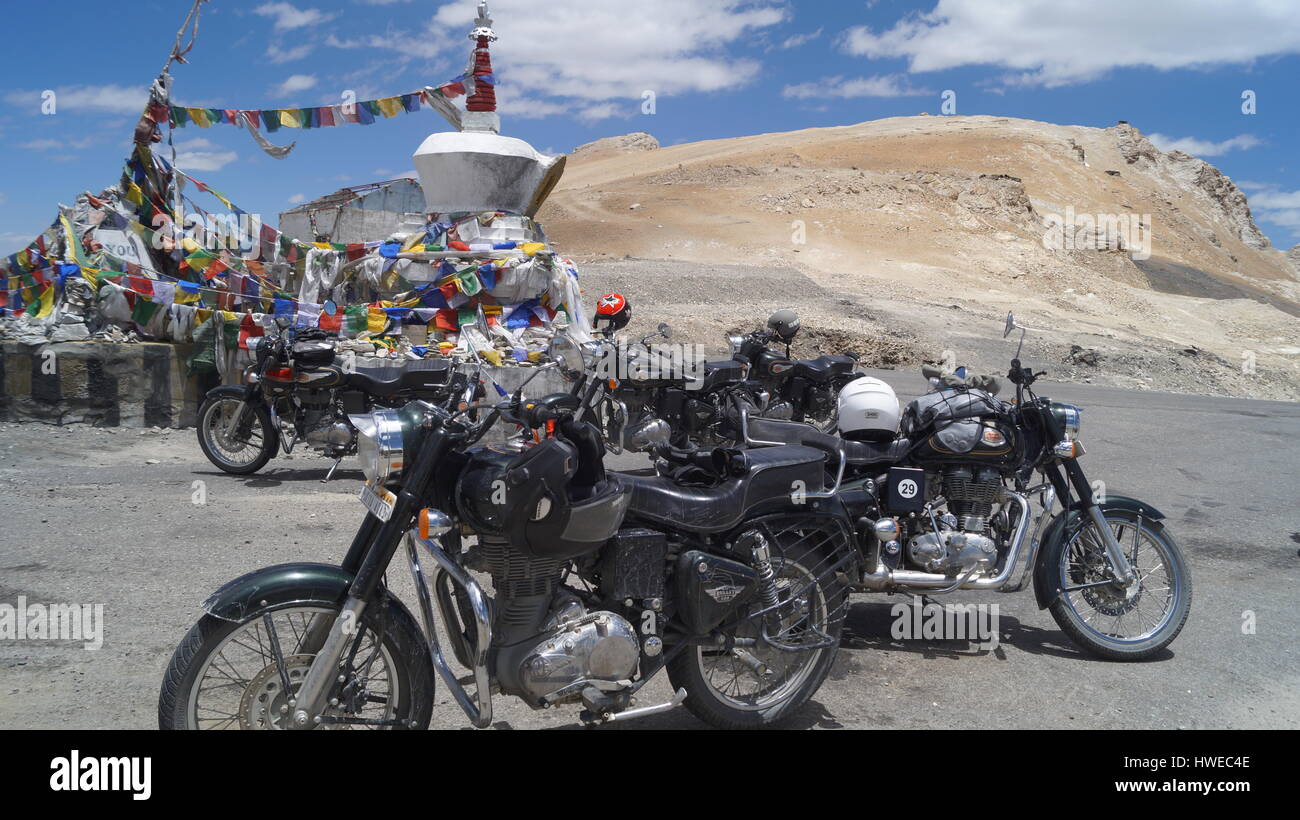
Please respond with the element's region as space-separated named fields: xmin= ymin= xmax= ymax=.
xmin=667 ymin=542 xmax=847 ymax=728
xmin=197 ymin=393 xmax=277 ymax=475
xmin=158 ymin=599 xmax=434 ymax=730
xmin=1045 ymin=512 xmax=1192 ymax=661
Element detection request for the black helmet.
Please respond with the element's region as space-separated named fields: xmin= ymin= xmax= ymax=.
xmin=594 ymin=292 xmax=631 ymax=332
xmin=501 ymin=418 xmax=630 ymax=560
xmin=766 ymin=309 xmax=800 ymax=342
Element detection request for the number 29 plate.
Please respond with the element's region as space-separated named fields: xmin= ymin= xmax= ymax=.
xmin=359 ymin=481 xmax=396 ymax=522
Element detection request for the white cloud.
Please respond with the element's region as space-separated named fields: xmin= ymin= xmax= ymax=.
xmin=271 ymin=74 xmax=319 ymax=97
xmin=4 ymin=84 xmax=147 ymax=115
xmin=1147 ymin=133 xmax=1262 ymax=157
xmin=840 ymin=0 xmax=1300 ymax=87
xmin=783 ymin=74 xmax=932 ymax=99
xmin=174 ymin=138 xmax=239 ymax=172
xmin=19 ymin=136 xmax=98 ymax=151
xmin=577 ymin=102 xmax=630 ymax=123
xmin=288 ymin=194 xmax=308 ymax=204
xmin=780 ymin=28 xmax=823 ymax=49
xmin=267 ymin=43 xmax=315 ymax=64
xmin=355 ymin=0 xmax=412 ymax=4
xmin=428 ymin=0 xmax=786 ymax=101
xmin=253 ymin=3 xmax=336 ymax=31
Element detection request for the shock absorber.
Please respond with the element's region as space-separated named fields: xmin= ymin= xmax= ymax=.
xmin=750 ymin=533 xmax=782 ymax=631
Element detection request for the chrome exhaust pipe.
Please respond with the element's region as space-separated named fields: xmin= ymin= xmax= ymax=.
xmin=859 ymin=491 xmax=1033 ymax=592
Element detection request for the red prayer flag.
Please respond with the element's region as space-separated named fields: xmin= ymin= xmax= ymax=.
xmin=319 ymin=106 xmax=336 ymax=127
xmin=319 ymin=309 xmax=342 ymax=333
xmin=238 ymin=313 xmax=265 ymax=350
xmin=128 ymin=275 xmax=153 ymax=297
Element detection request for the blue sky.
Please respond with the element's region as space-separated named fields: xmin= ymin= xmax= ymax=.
xmin=2 ymin=0 xmax=1298 ymax=252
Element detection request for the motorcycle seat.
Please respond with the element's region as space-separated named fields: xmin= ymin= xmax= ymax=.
xmin=346 ymin=362 xmax=451 ymax=396
xmin=746 ymin=417 xmax=910 ymax=467
xmin=793 ymin=355 xmax=856 ymax=383
xmin=620 ymin=445 xmax=826 ymax=533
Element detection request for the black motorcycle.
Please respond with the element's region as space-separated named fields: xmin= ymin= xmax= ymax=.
xmin=195 ymin=316 xmax=475 ymax=478
xmin=726 ymin=309 xmax=862 ymax=432
xmin=590 ymin=322 xmax=753 ymax=452
xmin=159 ymin=334 xmax=856 ymax=730
xmin=735 ymin=312 xmax=1192 ymax=660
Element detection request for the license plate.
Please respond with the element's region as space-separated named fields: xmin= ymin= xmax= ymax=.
xmin=359 ymin=481 xmax=396 ymax=522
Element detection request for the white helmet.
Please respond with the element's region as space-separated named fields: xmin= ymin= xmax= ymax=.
xmin=837 ymin=376 xmax=900 ymax=442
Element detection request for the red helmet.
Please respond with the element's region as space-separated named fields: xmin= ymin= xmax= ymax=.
xmin=594 ymin=292 xmax=631 ymax=331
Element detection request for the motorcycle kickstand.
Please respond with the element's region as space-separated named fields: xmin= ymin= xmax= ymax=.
xmin=322 ymin=456 xmax=343 ymax=483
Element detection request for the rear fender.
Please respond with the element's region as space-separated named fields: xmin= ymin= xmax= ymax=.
xmin=1032 ymin=496 xmax=1166 ymax=610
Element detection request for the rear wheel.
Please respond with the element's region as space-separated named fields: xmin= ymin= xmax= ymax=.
xmin=668 ymin=542 xmax=847 ymax=728
xmin=197 ymin=394 xmax=277 ymax=474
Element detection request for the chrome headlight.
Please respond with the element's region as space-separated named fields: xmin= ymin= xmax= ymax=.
xmin=350 ymin=410 xmax=405 ymax=483
xmin=1051 ymin=402 xmax=1082 ymax=441
xmin=727 ymin=334 xmax=746 ymax=358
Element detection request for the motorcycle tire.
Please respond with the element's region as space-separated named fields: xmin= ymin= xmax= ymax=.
xmin=159 ymin=596 xmax=434 ymax=730
xmin=667 ymin=541 xmax=846 ymax=728
xmin=196 ymin=394 xmax=278 ymax=475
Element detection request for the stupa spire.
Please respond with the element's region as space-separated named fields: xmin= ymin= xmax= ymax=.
xmin=463 ymin=1 xmax=499 ymax=132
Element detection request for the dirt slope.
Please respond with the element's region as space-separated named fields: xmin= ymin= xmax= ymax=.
xmin=538 ymin=117 xmax=1300 ymax=400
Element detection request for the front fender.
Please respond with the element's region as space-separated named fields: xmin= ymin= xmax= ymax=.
xmin=1031 ymin=495 xmax=1165 ymax=610
xmin=202 ymin=562 xmax=353 ymax=622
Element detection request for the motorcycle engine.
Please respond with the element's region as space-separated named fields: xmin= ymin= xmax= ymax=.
xmin=468 ymin=536 xmax=641 ymax=707
xmin=906 ymin=466 xmax=1002 ymax=574
xmin=299 ymin=396 xmax=352 ymax=454
xmin=516 ymin=598 xmax=641 ymax=706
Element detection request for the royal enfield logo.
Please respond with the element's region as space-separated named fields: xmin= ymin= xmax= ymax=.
xmin=49 ymin=750 xmax=151 ymax=801
xmin=705 ymin=585 xmax=744 ymax=604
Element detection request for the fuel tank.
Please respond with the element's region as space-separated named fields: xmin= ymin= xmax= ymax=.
xmin=910 ymin=419 xmax=1019 ymax=468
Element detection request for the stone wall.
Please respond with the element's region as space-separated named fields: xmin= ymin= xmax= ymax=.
xmin=0 ymin=340 xmax=567 ymax=430
xmin=0 ymin=341 xmax=211 ymax=428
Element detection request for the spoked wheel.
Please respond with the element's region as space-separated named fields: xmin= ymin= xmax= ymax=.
xmin=668 ymin=543 xmax=846 ymax=728
xmin=196 ymin=394 xmax=277 ymax=475
xmin=1047 ymin=512 xmax=1191 ymax=660
xmin=159 ymin=603 xmax=433 ymax=730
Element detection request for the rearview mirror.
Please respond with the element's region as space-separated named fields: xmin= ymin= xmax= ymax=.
xmin=658 ymin=322 xmax=672 ymax=340
xmin=1003 ymin=311 xmax=1017 ymax=338
xmin=547 ymin=334 xmax=586 ymax=381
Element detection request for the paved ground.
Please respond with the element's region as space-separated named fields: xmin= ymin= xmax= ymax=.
xmin=0 ymin=370 xmax=1296 ymax=729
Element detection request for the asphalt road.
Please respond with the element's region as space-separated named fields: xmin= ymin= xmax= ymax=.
xmin=0 ymin=371 xmax=1296 ymax=729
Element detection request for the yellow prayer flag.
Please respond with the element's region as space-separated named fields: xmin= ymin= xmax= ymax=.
xmin=376 ymin=97 xmax=403 ymax=118
xmin=367 ymin=306 xmax=387 ymax=334
xmin=188 ymin=108 xmax=211 ymax=128
xmin=280 ymin=109 xmax=300 ymax=129
xmin=194 ymin=309 xmax=213 ymax=325
xmin=521 ymin=242 xmax=546 ymax=257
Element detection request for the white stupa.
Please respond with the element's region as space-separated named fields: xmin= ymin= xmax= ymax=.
xmin=412 ymin=2 xmax=565 ymax=218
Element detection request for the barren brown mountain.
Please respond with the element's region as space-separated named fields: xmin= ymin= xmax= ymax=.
xmin=538 ymin=115 xmax=1300 ymax=401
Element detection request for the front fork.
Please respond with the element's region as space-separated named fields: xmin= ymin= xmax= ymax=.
xmin=1051 ymin=459 xmax=1138 ymax=590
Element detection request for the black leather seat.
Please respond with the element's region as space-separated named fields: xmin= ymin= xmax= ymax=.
xmin=620 ymin=445 xmax=826 ymax=533
xmin=346 ymin=362 xmax=451 ymax=396
xmin=746 ymin=418 xmax=910 ymax=467
xmin=793 ymin=355 xmax=856 ymax=382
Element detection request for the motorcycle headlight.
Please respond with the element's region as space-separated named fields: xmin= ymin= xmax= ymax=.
xmin=1050 ymin=402 xmax=1082 ymax=441
xmin=350 ymin=409 xmax=405 ymax=483
xmin=727 ymin=334 xmax=746 ymax=357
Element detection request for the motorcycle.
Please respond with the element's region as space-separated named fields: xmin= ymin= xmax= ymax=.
xmin=734 ymin=312 xmax=1192 ymax=660
xmin=725 ymin=309 xmax=862 ymax=433
xmin=159 ymin=333 xmax=855 ymax=729
xmin=195 ymin=316 xmax=479 ymax=479
xmin=590 ymin=321 xmax=755 ymax=452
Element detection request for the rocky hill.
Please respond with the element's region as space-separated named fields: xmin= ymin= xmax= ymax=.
xmin=537 ymin=116 xmax=1300 ymax=400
